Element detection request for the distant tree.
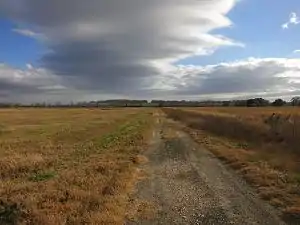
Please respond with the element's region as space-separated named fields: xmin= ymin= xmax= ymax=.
xmin=246 ymin=98 xmax=269 ymax=107
xmin=291 ymin=97 xmax=300 ymax=106
xmin=234 ymin=100 xmax=247 ymax=107
xmin=246 ymin=99 xmax=256 ymax=107
xmin=222 ymin=101 xmax=231 ymax=107
xmin=272 ymin=99 xmax=286 ymax=107
xmin=257 ymin=98 xmax=270 ymax=106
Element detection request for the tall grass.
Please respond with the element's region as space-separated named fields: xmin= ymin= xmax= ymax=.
xmin=164 ymin=108 xmax=300 ymax=155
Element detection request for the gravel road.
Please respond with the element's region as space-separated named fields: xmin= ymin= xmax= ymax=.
xmin=128 ymin=117 xmax=286 ymax=225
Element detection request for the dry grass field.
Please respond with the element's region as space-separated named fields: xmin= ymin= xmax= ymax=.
xmin=163 ymin=107 xmax=300 ymax=222
xmin=2 ymin=107 xmax=299 ymax=224
xmin=0 ymin=108 xmax=154 ymax=225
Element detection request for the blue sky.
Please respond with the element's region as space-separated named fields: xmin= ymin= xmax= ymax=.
xmin=179 ymin=0 xmax=300 ymax=65
xmin=0 ymin=19 xmax=43 ymax=68
xmin=1 ymin=0 xmax=300 ymax=103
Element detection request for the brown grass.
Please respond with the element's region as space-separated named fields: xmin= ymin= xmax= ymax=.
xmin=0 ymin=108 xmax=155 ymax=225
xmin=163 ymin=107 xmax=300 ymax=224
xmin=165 ymin=107 xmax=300 ymax=152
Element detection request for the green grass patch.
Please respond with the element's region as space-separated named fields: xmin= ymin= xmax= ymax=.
xmin=29 ymin=171 xmax=56 ymax=182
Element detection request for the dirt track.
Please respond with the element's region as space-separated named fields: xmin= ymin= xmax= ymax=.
xmin=128 ymin=115 xmax=286 ymax=225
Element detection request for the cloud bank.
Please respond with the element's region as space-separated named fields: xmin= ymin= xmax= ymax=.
xmin=161 ymin=58 xmax=300 ymax=100
xmin=0 ymin=0 xmax=243 ymax=101
xmin=2 ymin=57 xmax=300 ymax=102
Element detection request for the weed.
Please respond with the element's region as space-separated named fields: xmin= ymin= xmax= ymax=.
xmin=0 ymin=200 xmax=20 ymax=225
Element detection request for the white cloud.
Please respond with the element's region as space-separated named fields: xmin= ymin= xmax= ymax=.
xmin=290 ymin=12 xmax=299 ymax=24
xmin=293 ymin=50 xmax=300 ymax=53
xmin=282 ymin=12 xmax=300 ymax=29
xmin=2 ymin=57 xmax=300 ymax=102
xmin=12 ymin=28 xmax=41 ymax=38
xmin=156 ymin=58 xmax=300 ymax=99
xmin=282 ymin=23 xmax=289 ymax=29
xmin=0 ymin=63 xmax=64 ymax=102
xmin=0 ymin=63 xmax=139 ymax=103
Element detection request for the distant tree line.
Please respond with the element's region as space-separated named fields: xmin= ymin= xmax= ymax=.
xmin=0 ymin=97 xmax=300 ymax=108
xmin=151 ymin=97 xmax=299 ymax=107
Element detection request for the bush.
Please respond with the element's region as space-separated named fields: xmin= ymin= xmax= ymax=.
xmin=272 ymin=99 xmax=286 ymax=107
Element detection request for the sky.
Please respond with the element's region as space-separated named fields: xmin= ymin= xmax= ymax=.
xmin=0 ymin=0 xmax=300 ymax=103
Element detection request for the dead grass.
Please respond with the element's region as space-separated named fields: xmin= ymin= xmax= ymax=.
xmin=0 ymin=108 xmax=155 ymax=225
xmin=126 ymin=199 xmax=157 ymax=222
xmin=163 ymin=107 xmax=300 ymax=224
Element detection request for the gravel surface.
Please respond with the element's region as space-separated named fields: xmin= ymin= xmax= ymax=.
xmin=128 ymin=118 xmax=286 ymax=225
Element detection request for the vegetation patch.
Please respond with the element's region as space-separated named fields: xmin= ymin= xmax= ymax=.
xmin=28 ymin=171 xmax=56 ymax=182
xmin=0 ymin=200 xmax=20 ymax=225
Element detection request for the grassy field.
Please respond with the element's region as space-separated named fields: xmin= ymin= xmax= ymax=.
xmin=0 ymin=108 xmax=154 ymax=225
xmin=163 ymin=107 xmax=300 ymax=222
